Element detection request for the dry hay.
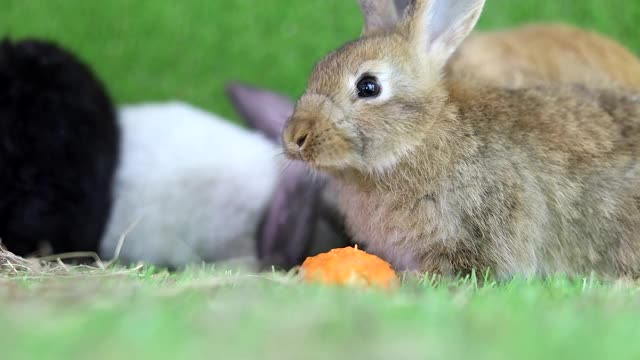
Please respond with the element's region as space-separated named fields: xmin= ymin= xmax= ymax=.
xmin=0 ymin=245 xmax=143 ymax=278
xmin=0 ymin=221 xmax=143 ymax=278
xmin=0 ymin=247 xmax=48 ymax=276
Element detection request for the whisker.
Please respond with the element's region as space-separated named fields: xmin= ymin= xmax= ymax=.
xmin=278 ymin=159 xmax=295 ymax=175
xmin=272 ymin=151 xmax=287 ymax=160
xmin=305 ymin=166 xmax=326 ymax=186
xmin=267 ymin=148 xmax=285 ymax=158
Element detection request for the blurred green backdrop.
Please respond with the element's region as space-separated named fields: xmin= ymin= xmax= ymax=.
xmin=2 ymin=0 xmax=639 ymax=122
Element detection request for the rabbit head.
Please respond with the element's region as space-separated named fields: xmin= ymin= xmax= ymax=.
xmin=283 ymin=0 xmax=485 ymax=176
xmin=226 ymin=83 xmax=352 ymax=270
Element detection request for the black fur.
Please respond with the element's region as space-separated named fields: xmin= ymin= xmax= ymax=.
xmin=0 ymin=38 xmax=120 ymax=256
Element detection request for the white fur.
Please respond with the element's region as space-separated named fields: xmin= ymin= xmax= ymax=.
xmin=421 ymin=0 xmax=486 ymax=63
xmin=100 ymin=101 xmax=282 ymax=267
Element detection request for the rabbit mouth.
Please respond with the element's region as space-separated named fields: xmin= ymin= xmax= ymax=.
xmin=294 ymin=132 xmax=359 ymax=170
xmin=285 ymin=144 xmax=355 ymax=172
xmin=283 ymin=99 xmax=361 ymax=170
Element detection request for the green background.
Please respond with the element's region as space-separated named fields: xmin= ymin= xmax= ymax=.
xmin=3 ymin=0 xmax=639 ymax=122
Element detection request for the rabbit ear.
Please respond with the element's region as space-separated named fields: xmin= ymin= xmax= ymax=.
xmin=256 ymin=161 xmax=323 ymax=270
xmin=314 ymin=185 xmax=352 ymax=251
xmin=358 ymin=0 xmax=402 ymax=34
xmin=408 ymin=0 xmax=486 ymax=65
xmin=226 ymin=82 xmax=295 ymax=143
xmin=393 ymin=0 xmax=411 ymax=16
xmin=257 ymin=165 xmax=353 ymax=270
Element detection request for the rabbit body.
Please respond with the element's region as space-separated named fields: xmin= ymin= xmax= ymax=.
xmin=336 ymin=83 xmax=640 ymax=278
xmin=100 ymin=101 xmax=281 ymax=267
xmin=0 ymin=38 xmax=119 ymax=257
xmin=448 ymin=23 xmax=640 ymax=90
xmin=282 ymin=0 xmax=640 ymax=279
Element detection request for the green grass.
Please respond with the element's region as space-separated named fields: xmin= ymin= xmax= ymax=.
xmin=1 ymin=269 xmax=640 ymax=360
xmin=2 ymin=1 xmax=640 ymax=359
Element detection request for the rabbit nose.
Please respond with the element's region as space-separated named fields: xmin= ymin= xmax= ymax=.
xmin=295 ymin=133 xmax=308 ymax=149
xmin=283 ymin=120 xmax=312 ymax=156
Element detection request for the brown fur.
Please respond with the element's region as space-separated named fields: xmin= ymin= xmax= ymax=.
xmin=448 ymin=23 xmax=640 ymax=90
xmin=282 ymin=0 xmax=640 ymax=279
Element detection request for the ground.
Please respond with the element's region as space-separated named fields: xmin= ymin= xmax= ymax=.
xmin=2 ymin=263 xmax=640 ymax=360
xmin=2 ymin=1 xmax=640 ymax=359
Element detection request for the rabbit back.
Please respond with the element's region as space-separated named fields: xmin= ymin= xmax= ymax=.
xmin=447 ymin=23 xmax=640 ymax=90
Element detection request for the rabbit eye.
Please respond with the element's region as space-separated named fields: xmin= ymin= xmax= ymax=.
xmin=356 ymin=76 xmax=381 ymax=98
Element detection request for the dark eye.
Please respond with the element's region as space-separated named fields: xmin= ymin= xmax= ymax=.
xmin=356 ymin=76 xmax=381 ymax=98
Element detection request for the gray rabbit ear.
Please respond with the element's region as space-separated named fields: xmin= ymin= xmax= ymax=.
xmin=226 ymin=82 xmax=295 ymax=143
xmin=394 ymin=0 xmax=411 ymax=16
xmin=358 ymin=0 xmax=402 ymax=34
xmin=306 ymin=183 xmax=353 ymax=256
xmin=256 ymin=161 xmax=324 ymax=270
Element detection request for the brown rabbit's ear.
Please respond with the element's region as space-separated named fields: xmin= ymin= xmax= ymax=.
xmin=226 ymin=82 xmax=295 ymax=143
xmin=407 ymin=0 xmax=486 ymax=65
xmin=358 ymin=0 xmax=402 ymax=34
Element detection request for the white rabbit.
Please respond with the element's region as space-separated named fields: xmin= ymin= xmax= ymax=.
xmin=99 ymin=101 xmax=281 ymax=268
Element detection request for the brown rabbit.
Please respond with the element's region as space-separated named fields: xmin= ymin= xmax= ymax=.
xmin=282 ymin=0 xmax=640 ymax=279
xmin=448 ymin=22 xmax=640 ymax=90
xmin=224 ymin=21 xmax=640 ymax=270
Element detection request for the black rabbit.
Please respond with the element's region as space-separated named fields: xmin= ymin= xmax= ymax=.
xmin=0 ymin=38 xmax=120 ymax=257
